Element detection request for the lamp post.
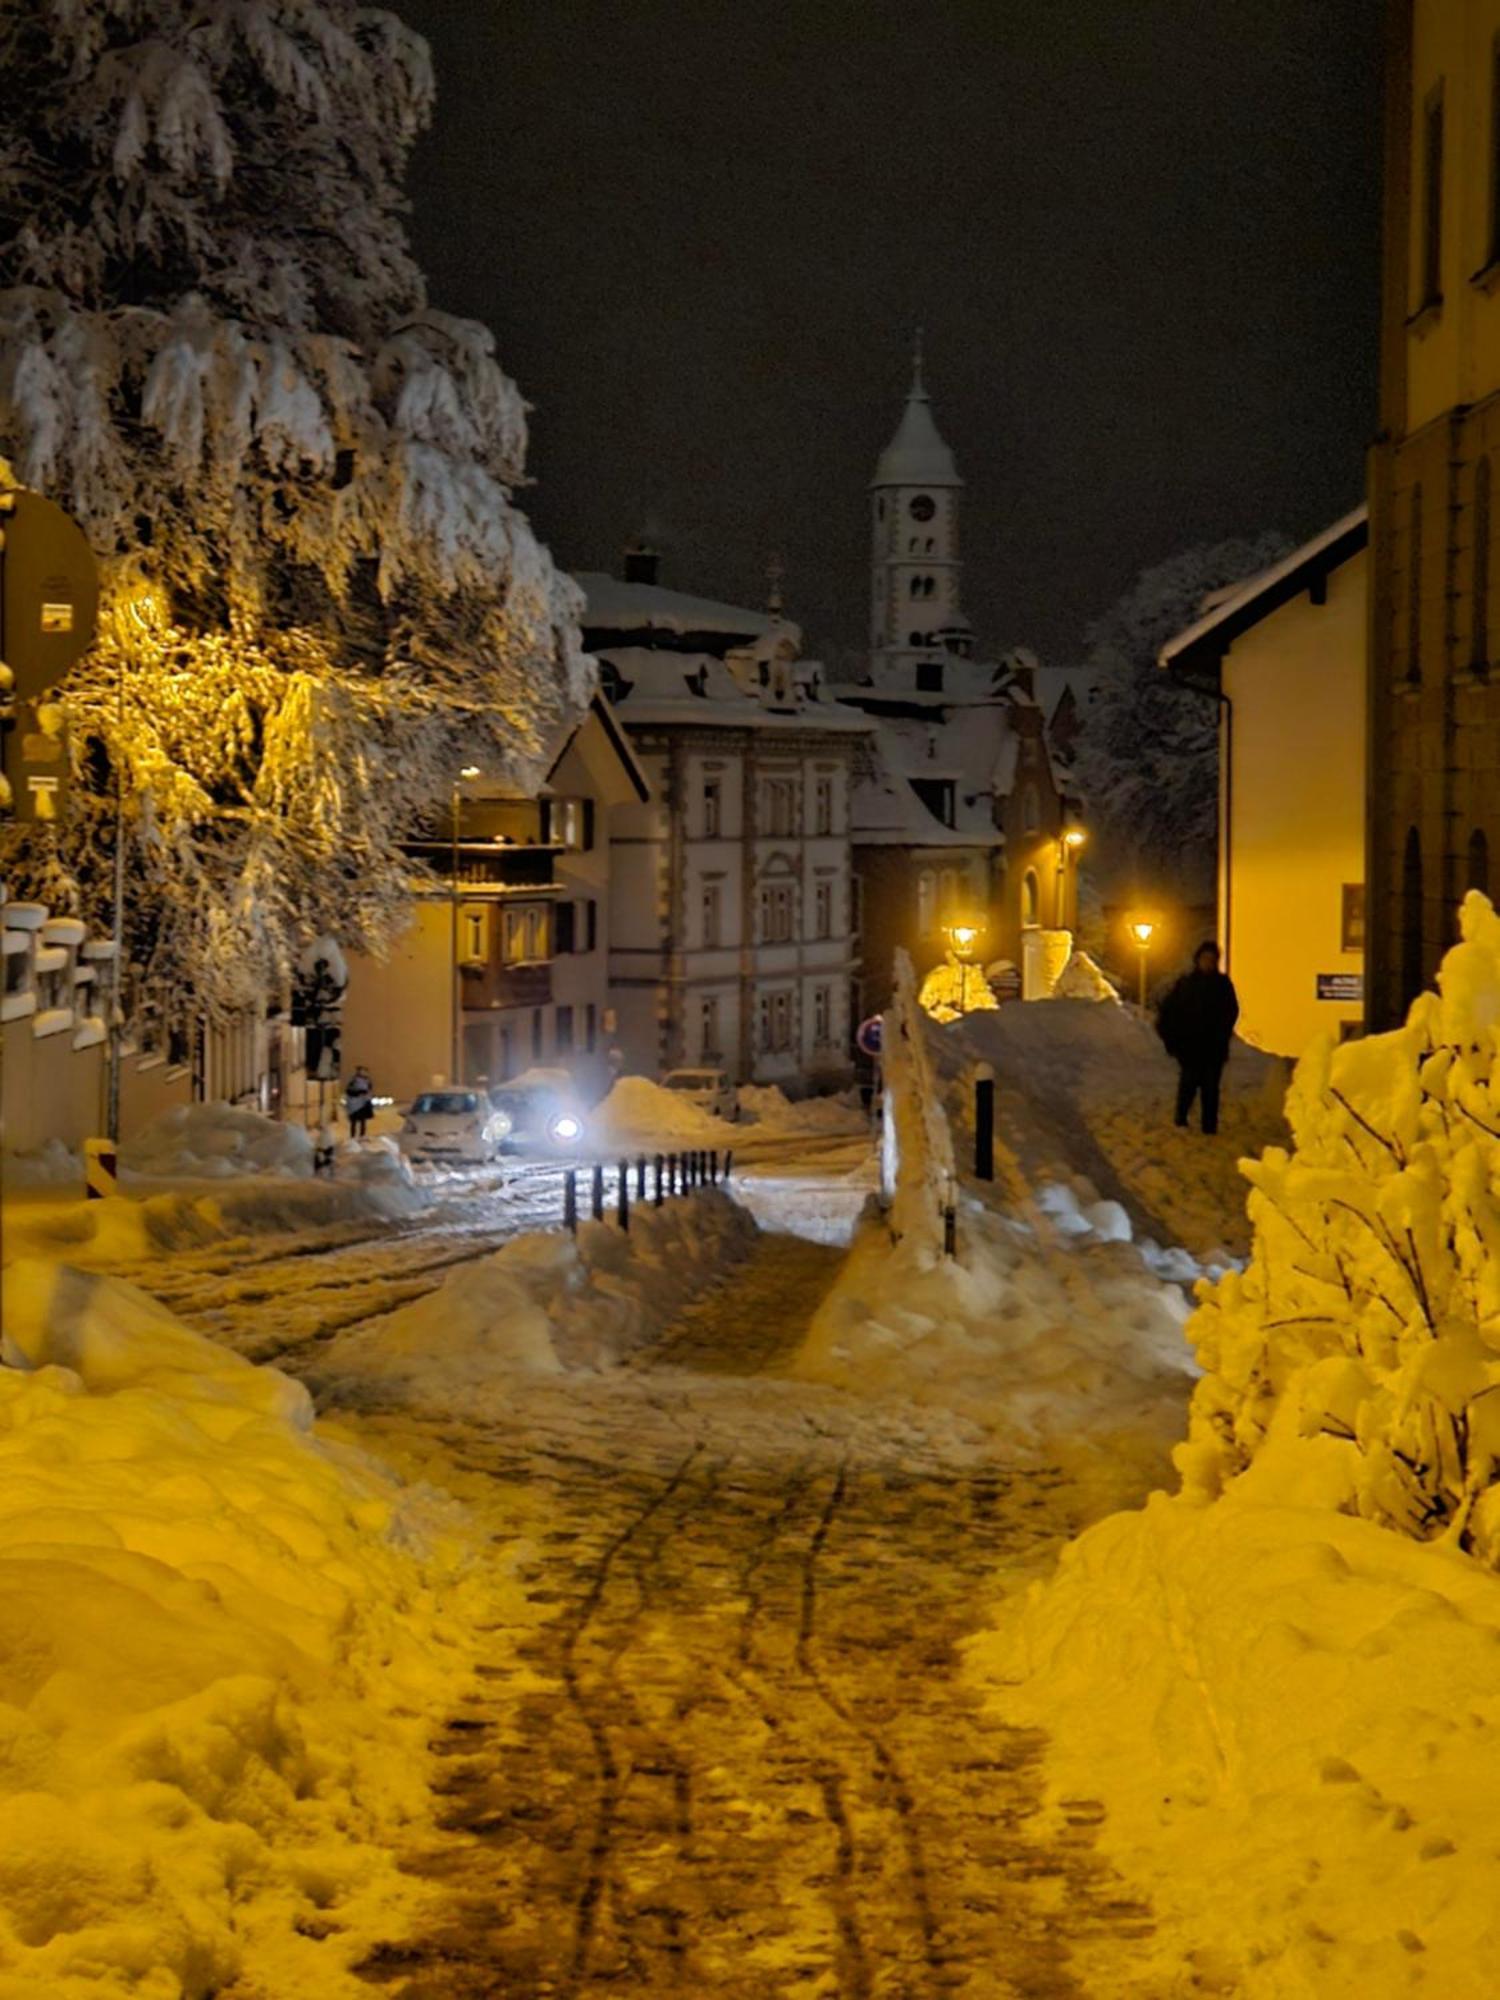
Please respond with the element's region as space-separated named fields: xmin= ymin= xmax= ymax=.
xmin=1129 ymin=918 xmax=1156 ymax=1010
xmin=1055 ymin=825 xmax=1087 ymax=927
xmin=947 ymin=920 xmax=981 ymax=1014
xmin=451 ymin=765 xmax=480 ymax=1084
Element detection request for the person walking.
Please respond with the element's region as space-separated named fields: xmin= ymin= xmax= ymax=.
xmin=1156 ymin=942 xmax=1239 ymax=1135
xmin=344 ymin=1065 xmax=375 ymax=1141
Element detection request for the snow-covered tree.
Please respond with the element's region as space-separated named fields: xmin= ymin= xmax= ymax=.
xmin=1074 ymin=533 xmax=1290 ymax=903
xmin=1181 ymin=894 xmax=1500 ymax=1566
xmin=0 ymin=1 xmax=590 ymax=1017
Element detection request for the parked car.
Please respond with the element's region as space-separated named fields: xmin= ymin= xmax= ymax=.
xmin=397 ymin=1089 xmax=509 ymax=1166
xmin=660 ymin=1067 xmax=739 ymax=1121
xmin=487 ymin=1068 xmax=589 ymax=1156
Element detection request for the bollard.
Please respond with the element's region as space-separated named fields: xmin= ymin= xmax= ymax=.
xmin=591 ymin=1160 xmax=605 ymax=1222
xmin=943 ymin=1202 xmax=957 ymax=1258
xmin=618 ymin=1158 xmax=630 ymax=1231
xmin=668 ymin=1152 xmax=678 ymax=1195
xmin=685 ymin=1149 xmax=695 ymax=1189
xmin=653 ymin=1153 xmax=664 ymax=1206
xmin=723 ymin=1149 xmax=733 ymax=1183
xmin=636 ymin=1155 xmax=647 ymax=1200
xmin=974 ymin=1063 xmax=995 ymax=1182
xmin=83 ymin=1136 xmax=118 ymax=1201
xmin=563 ymin=1168 xmax=578 ymax=1234
xmin=709 ymin=1148 xmax=718 ymax=1184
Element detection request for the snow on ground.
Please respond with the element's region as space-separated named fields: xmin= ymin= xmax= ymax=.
xmin=0 ymin=1258 xmax=485 ymax=2000
xmin=970 ymin=904 xmax=1500 ymax=1998
xmin=939 ymin=997 xmax=1290 ymax=1261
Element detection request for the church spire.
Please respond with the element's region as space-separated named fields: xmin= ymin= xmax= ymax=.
xmin=910 ymin=324 xmax=925 ymax=400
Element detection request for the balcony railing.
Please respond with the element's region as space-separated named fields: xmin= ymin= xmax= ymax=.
xmin=407 ymin=840 xmax=558 ymax=890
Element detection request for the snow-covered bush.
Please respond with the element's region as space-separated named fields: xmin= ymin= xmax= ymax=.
xmin=0 ymin=1 xmax=590 ymax=1017
xmin=1049 ymin=949 xmax=1120 ymax=1003
xmin=1181 ymin=892 xmax=1500 ymax=1561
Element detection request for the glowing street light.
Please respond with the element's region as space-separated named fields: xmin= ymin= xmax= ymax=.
xmin=1056 ymin=824 xmax=1087 ymax=924
xmin=945 ymin=919 xmax=984 ymax=1015
xmin=1129 ymin=917 xmax=1156 ymax=1009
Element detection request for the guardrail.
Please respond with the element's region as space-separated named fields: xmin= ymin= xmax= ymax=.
xmin=561 ymin=1148 xmax=732 ymax=1235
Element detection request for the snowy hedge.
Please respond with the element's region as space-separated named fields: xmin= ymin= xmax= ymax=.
xmin=1180 ymin=891 xmax=1500 ymax=1560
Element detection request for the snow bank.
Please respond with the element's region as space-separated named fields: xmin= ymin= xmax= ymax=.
xmin=1048 ymin=948 xmax=1119 ymax=1002
xmin=122 ymin=1103 xmax=317 ymax=1180
xmin=975 ymin=1474 xmax=1500 ymax=1997
xmin=795 ymin=1196 xmax=1195 ymax=1516
xmin=2 ymin=1138 xmax=81 ymax=1189
xmin=589 ymin=1075 xmax=733 ymax=1151
xmin=316 ymin=1188 xmax=759 ymax=1411
xmin=737 ymin=1084 xmax=867 ymax=1135
xmin=0 ymin=1259 xmax=481 ymax=1999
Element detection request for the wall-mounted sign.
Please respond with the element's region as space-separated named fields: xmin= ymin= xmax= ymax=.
xmin=1317 ymin=972 xmax=1364 ymax=1003
xmin=1 ymin=490 xmax=99 ymax=698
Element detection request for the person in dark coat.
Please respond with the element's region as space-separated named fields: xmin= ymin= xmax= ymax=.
xmin=1156 ymin=942 xmax=1239 ymax=1135
xmin=344 ymin=1066 xmax=374 ymax=1141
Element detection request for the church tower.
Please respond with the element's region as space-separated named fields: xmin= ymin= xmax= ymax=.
xmin=869 ymin=334 xmax=968 ymax=684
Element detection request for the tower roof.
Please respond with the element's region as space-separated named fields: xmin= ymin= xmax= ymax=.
xmin=872 ymin=334 xmax=962 ymax=490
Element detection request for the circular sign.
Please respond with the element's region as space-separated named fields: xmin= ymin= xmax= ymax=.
xmin=2 ymin=490 xmax=100 ymax=699
xmin=856 ymin=1015 xmax=884 ymax=1058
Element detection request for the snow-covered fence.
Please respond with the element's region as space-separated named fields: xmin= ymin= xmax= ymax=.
xmin=880 ymin=948 xmax=957 ymax=1255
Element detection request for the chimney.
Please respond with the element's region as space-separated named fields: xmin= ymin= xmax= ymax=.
xmin=622 ymin=537 xmax=660 ymax=586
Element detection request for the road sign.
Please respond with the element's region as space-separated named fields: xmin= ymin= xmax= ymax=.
xmin=2 ymin=704 xmax=69 ymax=821
xmin=0 ymin=490 xmax=99 ymax=699
xmin=856 ymin=1014 xmax=884 ymax=1058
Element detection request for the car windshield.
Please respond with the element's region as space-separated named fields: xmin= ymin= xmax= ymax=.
xmin=411 ymin=1092 xmax=479 ymax=1116
xmin=665 ymin=1073 xmax=716 ymax=1090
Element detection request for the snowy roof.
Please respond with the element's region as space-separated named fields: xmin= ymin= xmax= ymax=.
xmin=1158 ymin=506 xmax=1368 ymax=676
xmin=599 ymin=646 xmax=874 ymax=737
xmin=871 ymin=350 xmax=961 ymax=490
xmin=575 ymin=572 xmax=794 ymax=652
xmin=849 ymin=714 xmax=1007 ymax=849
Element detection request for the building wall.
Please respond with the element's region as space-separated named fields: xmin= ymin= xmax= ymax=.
xmin=1369 ymin=0 xmax=1500 ymax=1026
xmin=852 ymin=844 xmax=1000 ymax=1025
xmin=1222 ymin=549 xmax=1368 ymax=1055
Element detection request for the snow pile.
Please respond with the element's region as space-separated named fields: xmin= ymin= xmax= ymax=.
xmin=738 ymin=1084 xmax=866 ymax=1135
xmin=975 ymin=1467 xmax=1500 ymax=1997
xmin=1048 ymin=948 xmax=1120 ymax=1003
xmin=796 ymin=1196 xmax=1195 ymax=1515
xmin=1181 ymin=892 xmax=1500 ymax=1552
xmin=316 ymin=1189 xmax=759 ymax=1410
xmin=334 ymin=1134 xmax=416 ymax=1192
xmin=590 ymin=1075 xmax=730 ymax=1152
xmin=2 ymin=1138 xmax=81 ymax=1189
xmin=0 ymin=1259 xmax=481 ymax=1999
xmin=917 ymin=955 xmax=997 ymax=1023
xmin=122 ymin=1104 xmax=316 ymax=1181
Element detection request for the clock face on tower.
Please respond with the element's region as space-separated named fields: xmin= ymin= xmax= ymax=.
xmin=909 ymin=494 xmax=936 ymax=522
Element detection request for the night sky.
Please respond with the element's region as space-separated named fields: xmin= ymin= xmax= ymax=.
xmin=398 ymin=0 xmax=1383 ymax=666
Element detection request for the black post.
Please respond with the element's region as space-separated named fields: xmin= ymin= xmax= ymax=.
xmin=709 ymin=1148 xmax=719 ymax=1184
xmin=943 ymin=1202 xmax=957 ymax=1258
xmin=618 ymin=1159 xmax=630 ymax=1231
xmin=591 ymin=1160 xmax=605 ymax=1222
xmin=653 ymin=1153 xmax=664 ymax=1206
xmin=636 ymin=1155 xmax=647 ymax=1200
xmin=563 ymin=1169 xmax=578 ymax=1234
xmin=668 ymin=1151 xmax=678 ymax=1195
xmin=686 ymin=1149 xmax=696 ymax=1189
xmin=974 ymin=1066 xmax=995 ymax=1182
xmin=723 ymin=1149 xmax=733 ymax=1183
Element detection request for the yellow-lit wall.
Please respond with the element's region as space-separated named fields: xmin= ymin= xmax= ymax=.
xmin=1404 ymin=0 xmax=1500 ymax=434
xmin=1223 ymin=548 xmax=1367 ymax=1055
xmin=343 ymin=902 xmax=454 ymax=1105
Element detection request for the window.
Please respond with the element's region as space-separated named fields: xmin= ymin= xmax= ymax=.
xmin=703 ymin=779 xmax=721 ymax=838
xmin=1475 ymin=457 xmax=1492 ymax=673
xmin=916 ymin=660 xmax=944 ymax=692
xmin=908 ymin=630 xmax=926 ymax=647
xmin=917 ymin=870 xmax=936 ymax=934
xmin=814 ymin=777 xmax=834 ymax=836
xmin=702 ymin=881 xmax=722 ymax=948
xmin=761 ymin=882 xmax=794 ymax=943
xmin=1421 ymin=82 xmax=1444 ymax=308
xmin=814 ymin=878 xmax=833 ymax=939
xmin=1341 ymin=884 xmax=1366 ymax=953
xmin=459 ymin=906 xmax=488 ymax=964
xmin=911 ymin=777 xmax=955 ymax=828
xmin=587 ymin=899 xmax=599 ymax=952
xmin=1469 ymin=829 xmax=1490 ymax=896
xmin=555 ymin=1004 xmax=574 ymax=1052
xmin=758 ymin=988 xmax=794 ymax=1052
xmin=554 ymin=900 xmax=575 ymax=954
xmin=813 ymin=984 xmax=832 ymax=1046
xmin=761 ymin=778 xmax=796 ymax=837
xmin=1402 ymin=827 xmax=1424 ymax=1008
xmin=1407 ymin=483 xmax=1423 ymax=682
xmin=585 ymin=1003 xmax=598 ymax=1052
xmin=502 ymin=905 xmax=547 ymax=963
xmin=700 ymin=995 xmax=721 ymax=1062
xmin=1022 ymin=868 xmax=1040 ymax=927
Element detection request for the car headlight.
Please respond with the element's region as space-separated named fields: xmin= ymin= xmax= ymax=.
xmin=548 ymin=1112 xmax=583 ymax=1143
xmin=488 ymin=1110 xmax=513 ymax=1139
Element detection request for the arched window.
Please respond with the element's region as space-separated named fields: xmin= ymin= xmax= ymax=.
xmin=916 ymin=870 xmax=936 ymax=935
xmin=1407 ymin=484 xmax=1423 ymax=682
xmin=1468 ymin=827 xmax=1489 ymax=895
xmin=1021 ymin=869 xmax=1040 ymax=927
xmin=1474 ymin=456 xmax=1491 ymax=673
xmin=1402 ymin=826 xmax=1424 ymax=1007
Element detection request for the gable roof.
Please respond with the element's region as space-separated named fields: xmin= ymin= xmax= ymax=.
xmin=1158 ymin=506 xmax=1368 ymax=680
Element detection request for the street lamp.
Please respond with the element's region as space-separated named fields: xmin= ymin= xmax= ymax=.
xmin=1129 ymin=917 xmax=1156 ymax=1010
xmin=946 ymin=919 xmax=982 ymax=1014
xmin=451 ymin=766 xmax=482 ymax=1084
xmin=1056 ymin=824 xmax=1086 ymax=926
